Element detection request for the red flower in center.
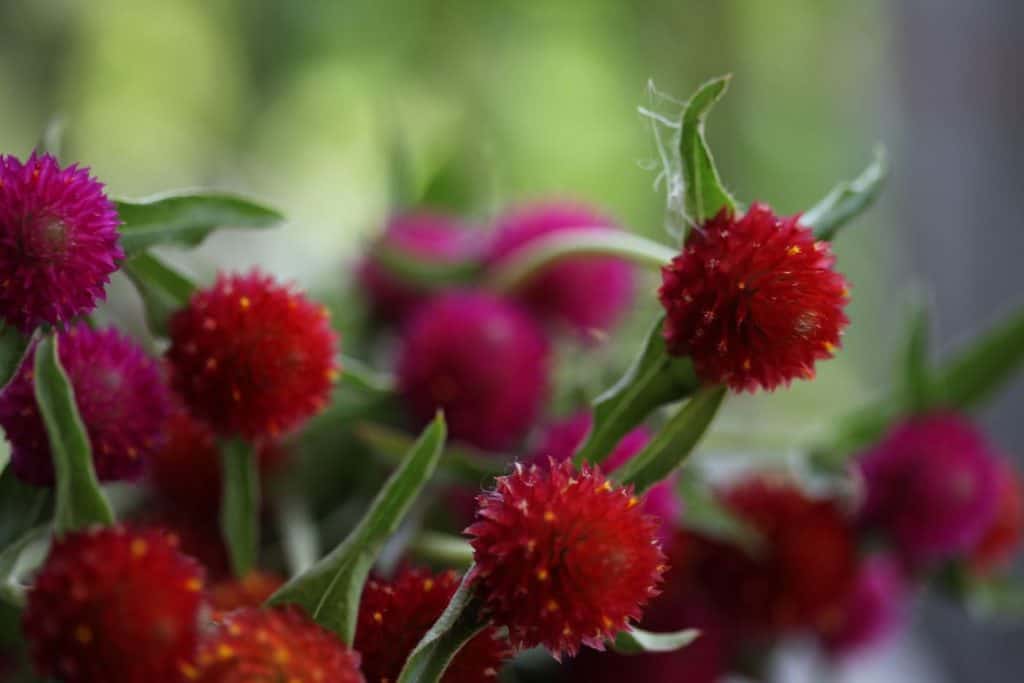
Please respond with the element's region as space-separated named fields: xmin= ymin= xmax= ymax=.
xmin=659 ymin=204 xmax=849 ymax=392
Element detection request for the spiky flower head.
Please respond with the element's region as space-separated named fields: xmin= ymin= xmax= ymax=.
xmin=969 ymin=459 xmax=1024 ymax=574
xmin=467 ymin=459 xmax=665 ymax=658
xmin=819 ymin=555 xmax=909 ymax=656
xmin=0 ymin=325 xmax=170 ymax=486
xmin=858 ymin=413 xmax=1001 ymax=567
xmin=183 ymin=606 xmax=364 ymax=683
xmin=486 ymin=202 xmax=634 ymax=338
xmin=358 ymin=211 xmax=483 ymax=323
xmin=166 ymin=270 xmax=339 ymax=440
xmin=658 ymin=203 xmax=849 ymax=392
xmin=397 ymin=291 xmax=550 ymax=451
xmin=678 ymin=476 xmax=858 ymax=638
xmin=0 ymin=153 xmax=122 ymax=331
xmin=529 ymin=412 xmax=681 ymax=539
xmin=356 ymin=568 xmax=510 ymax=683
xmin=22 ymin=526 xmax=204 ymax=682
xmin=208 ymin=571 xmax=285 ymax=613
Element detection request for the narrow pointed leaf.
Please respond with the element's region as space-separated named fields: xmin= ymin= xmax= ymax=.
xmin=221 ymin=440 xmax=259 ymax=577
xmin=680 ymin=75 xmax=737 ymax=229
xmin=122 ymin=251 xmax=196 ymax=337
xmin=409 ymin=531 xmax=474 ymax=569
xmin=933 ymin=307 xmax=1024 ymax=410
xmin=802 ymin=147 xmax=888 ymax=242
xmin=268 ymin=415 xmax=447 ymax=643
xmin=34 ymin=335 xmax=114 ymax=532
xmin=397 ymin=571 xmax=488 ymax=683
xmin=116 ymin=191 xmax=283 ymax=256
xmin=574 ymin=317 xmax=699 ymax=466
xmin=0 ymin=323 xmax=29 ymax=390
xmin=615 ymin=385 xmax=726 ymax=492
xmin=612 ymin=627 xmax=700 ymax=655
xmin=900 ymin=303 xmax=932 ymax=413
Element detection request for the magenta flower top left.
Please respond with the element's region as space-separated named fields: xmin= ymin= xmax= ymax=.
xmin=0 ymin=153 xmax=122 ymax=331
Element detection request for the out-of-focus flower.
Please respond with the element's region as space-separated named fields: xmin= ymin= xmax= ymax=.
xmin=0 ymin=325 xmax=170 ymax=486
xmin=184 ymin=606 xmax=363 ymax=683
xmin=659 ymin=203 xmax=849 ymax=392
xmin=858 ymin=413 xmax=1001 ymax=567
xmin=397 ymin=291 xmax=550 ymax=451
xmin=467 ymin=459 xmax=665 ymax=658
xmin=486 ymin=202 xmax=634 ymax=339
xmin=166 ymin=270 xmax=339 ymax=440
xmin=208 ymin=571 xmax=285 ymax=613
xmin=968 ymin=459 xmax=1024 ymax=575
xmin=23 ymin=526 xmax=204 ymax=682
xmin=0 ymin=152 xmax=122 ymax=331
xmin=819 ymin=555 xmax=909 ymax=656
xmin=355 ymin=568 xmax=509 ymax=682
xmin=357 ymin=211 xmax=483 ymax=323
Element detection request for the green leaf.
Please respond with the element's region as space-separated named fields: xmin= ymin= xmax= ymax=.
xmin=900 ymin=302 xmax=932 ymax=413
xmin=0 ymin=525 xmax=48 ymax=608
xmin=397 ymin=571 xmax=488 ymax=683
xmin=274 ymin=491 xmax=320 ymax=576
xmin=0 ymin=323 xmax=29 ymax=390
xmin=0 ymin=467 xmax=49 ymax=551
xmin=574 ymin=318 xmax=699 ymax=466
xmin=933 ymin=306 xmax=1024 ymax=410
xmin=116 ymin=191 xmax=283 ymax=256
xmin=269 ymin=415 xmax=447 ymax=643
xmin=221 ymin=440 xmax=259 ymax=577
xmin=33 ymin=334 xmax=114 ymax=533
xmin=409 ymin=531 xmax=474 ymax=569
xmin=802 ymin=147 xmax=888 ymax=242
xmin=121 ymin=251 xmax=196 ymax=337
xmin=487 ymin=230 xmax=677 ymax=293
xmin=612 ymin=627 xmax=700 ymax=655
xmin=680 ymin=75 xmax=737 ymax=229
xmin=615 ymin=385 xmax=726 ymax=492
xmin=372 ymin=243 xmax=482 ymax=290
xmin=340 ymin=355 xmax=395 ymax=395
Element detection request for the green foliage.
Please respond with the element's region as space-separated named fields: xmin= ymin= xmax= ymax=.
xmin=802 ymin=147 xmax=888 ymax=242
xmin=33 ymin=335 xmax=113 ymax=533
xmin=121 ymin=251 xmax=196 ymax=337
xmin=116 ymin=191 xmax=283 ymax=256
xmin=220 ymin=440 xmax=260 ymax=577
xmin=574 ymin=318 xmax=698 ymax=466
xmin=679 ymin=75 xmax=738 ymax=231
xmin=268 ymin=415 xmax=447 ymax=643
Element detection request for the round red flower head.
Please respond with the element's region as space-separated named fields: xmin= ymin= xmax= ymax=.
xmin=356 ymin=568 xmax=510 ymax=683
xmin=0 ymin=152 xmax=122 ymax=331
xmin=0 ymin=325 xmax=171 ymax=486
xmin=358 ymin=211 xmax=483 ymax=323
xmin=183 ymin=606 xmax=364 ymax=683
xmin=208 ymin=571 xmax=285 ymax=613
xmin=166 ymin=270 xmax=339 ymax=440
xmin=658 ymin=203 xmax=849 ymax=392
xmin=486 ymin=202 xmax=634 ymax=338
xmin=467 ymin=459 xmax=665 ymax=658
xmin=22 ymin=525 xmax=204 ymax=683
xmin=397 ymin=291 xmax=550 ymax=451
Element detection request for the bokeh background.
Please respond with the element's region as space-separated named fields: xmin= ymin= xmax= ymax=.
xmin=0 ymin=1 xmax=1020 ymax=680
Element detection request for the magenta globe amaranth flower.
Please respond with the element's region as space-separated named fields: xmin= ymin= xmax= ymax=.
xmin=857 ymin=412 xmax=1001 ymax=567
xmin=0 ymin=325 xmax=171 ymax=485
xmin=486 ymin=202 xmax=634 ymax=338
xmin=820 ymin=555 xmax=909 ymax=656
xmin=397 ymin=291 xmax=550 ymax=451
xmin=0 ymin=153 xmax=122 ymax=331
xmin=357 ymin=211 xmax=483 ymax=323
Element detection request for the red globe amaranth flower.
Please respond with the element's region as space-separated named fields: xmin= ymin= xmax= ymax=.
xmin=184 ymin=606 xmax=363 ymax=683
xmin=147 ymin=409 xmax=290 ymax=517
xmin=819 ymin=555 xmax=909 ymax=656
xmin=0 ymin=153 xmax=122 ymax=331
xmin=356 ymin=568 xmax=509 ymax=682
xmin=486 ymin=202 xmax=634 ymax=338
xmin=467 ymin=459 xmax=665 ymax=658
xmin=658 ymin=203 xmax=849 ymax=392
xmin=968 ymin=459 xmax=1024 ymax=575
xmin=166 ymin=270 xmax=339 ymax=439
xmin=23 ymin=526 xmax=204 ymax=683
xmin=208 ymin=571 xmax=285 ymax=613
xmin=397 ymin=292 xmax=550 ymax=451
xmin=678 ymin=476 xmax=858 ymax=638
xmin=358 ymin=212 xmax=483 ymax=323
xmin=0 ymin=325 xmax=171 ymax=486
xmin=529 ymin=412 xmax=681 ymax=540
xmin=858 ymin=413 xmax=1001 ymax=567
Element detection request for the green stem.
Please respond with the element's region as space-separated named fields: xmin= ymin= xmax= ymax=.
xmin=409 ymin=531 xmax=474 ymax=568
xmin=221 ymin=440 xmax=260 ymax=577
xmin=487 ymin=229 xmax=677 ymax=293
